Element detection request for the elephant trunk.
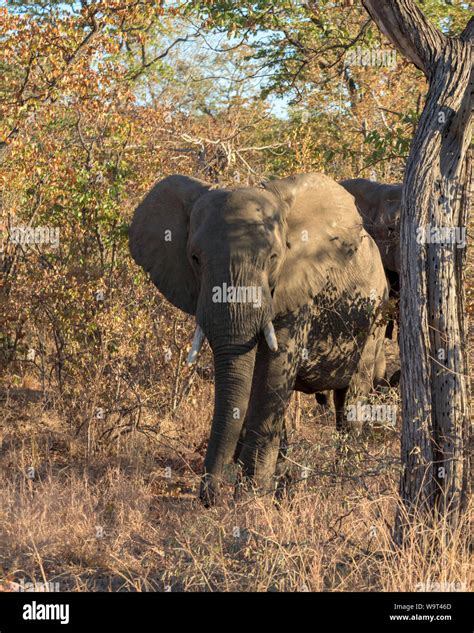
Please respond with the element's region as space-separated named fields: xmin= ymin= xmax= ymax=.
xmin=196 ymin=262 xmax=274 ymax=505
xmin=200 ymin=339 xmax=258 ymax=506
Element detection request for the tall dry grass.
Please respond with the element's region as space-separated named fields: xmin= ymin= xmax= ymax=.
xmin=0 ymin=374 xmax=470 ymax=593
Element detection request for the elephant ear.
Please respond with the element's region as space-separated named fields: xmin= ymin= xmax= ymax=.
xmin=263 ymin=173 xmax=364 ymax=315
xmin=338 ymin=178 xmax=380 ymax=230
xmin=380 ymin=185 xmax=402 ymax=229
xmin=378 ymin=186 xmax=402 ymax=272
xmin=129 ymin=175 xmax=211 ymax=315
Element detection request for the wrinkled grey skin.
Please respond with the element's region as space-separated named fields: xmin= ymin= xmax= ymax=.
xmin=129 ymin=173 xmax=389 ymax=505
xmin=340 ymin=179 xmax=401 ymax=341
xmin=339 ymin=179 xmax=401 ymax=274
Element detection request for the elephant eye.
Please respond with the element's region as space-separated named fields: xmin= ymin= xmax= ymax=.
xmin=192 ymin=254 xmax=200 ymax=266
xmin=268 ymin=254 xmax=279 ymax=271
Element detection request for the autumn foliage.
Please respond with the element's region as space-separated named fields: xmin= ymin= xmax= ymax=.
xmin=0 ymin=0 xmax=471 ymax=592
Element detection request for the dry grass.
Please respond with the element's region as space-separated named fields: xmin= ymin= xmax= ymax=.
xmin=0 ymin=373 xmax=471 ymax=593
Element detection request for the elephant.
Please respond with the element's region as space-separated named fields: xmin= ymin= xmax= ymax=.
xmin=129 ymin=173 xmax=389 ymax=505
xmin=339 ymin=178 xmax=401 ymax=275
xmin=339 ymin=179 xmax=401 ymax=339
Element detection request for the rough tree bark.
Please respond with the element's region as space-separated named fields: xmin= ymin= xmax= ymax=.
xmin=362 ymin=0 xmax=473 ymax=542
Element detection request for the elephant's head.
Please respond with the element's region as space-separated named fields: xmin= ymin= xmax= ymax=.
xmin=339 ymin=179 xmax=401 ymax=273
xmin=129 ymin=173 xmax=364 ymax=504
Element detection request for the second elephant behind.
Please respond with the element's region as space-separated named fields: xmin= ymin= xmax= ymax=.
xmin=340 ymin=178 xmax=402 ymax=340
xmin=339 ymin=178 xmax=401 ymax=275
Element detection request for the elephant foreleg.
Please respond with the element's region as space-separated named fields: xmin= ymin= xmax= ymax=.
xmin=336 ymin=325 xmax=386 ymax=434
xmin=237 ymin=338 xmax=298 ymax=494
xmin=334 ymin=386 xmax=350 ymax=433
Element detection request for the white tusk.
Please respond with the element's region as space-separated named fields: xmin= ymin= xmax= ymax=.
xmin=187 ymin=325 xmax=205 ymax=366
xmin=263 ymin=321 xmax=278 ymax=352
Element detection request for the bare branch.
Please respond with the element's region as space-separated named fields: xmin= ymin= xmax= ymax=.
xmin=362 ymin=0 xmax=445 ymax=76
xmin=126 ymin=35 xmax=192 ymax=81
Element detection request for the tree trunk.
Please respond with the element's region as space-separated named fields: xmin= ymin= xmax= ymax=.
xmin=362 ymin=1 xmax=472 ymax=542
